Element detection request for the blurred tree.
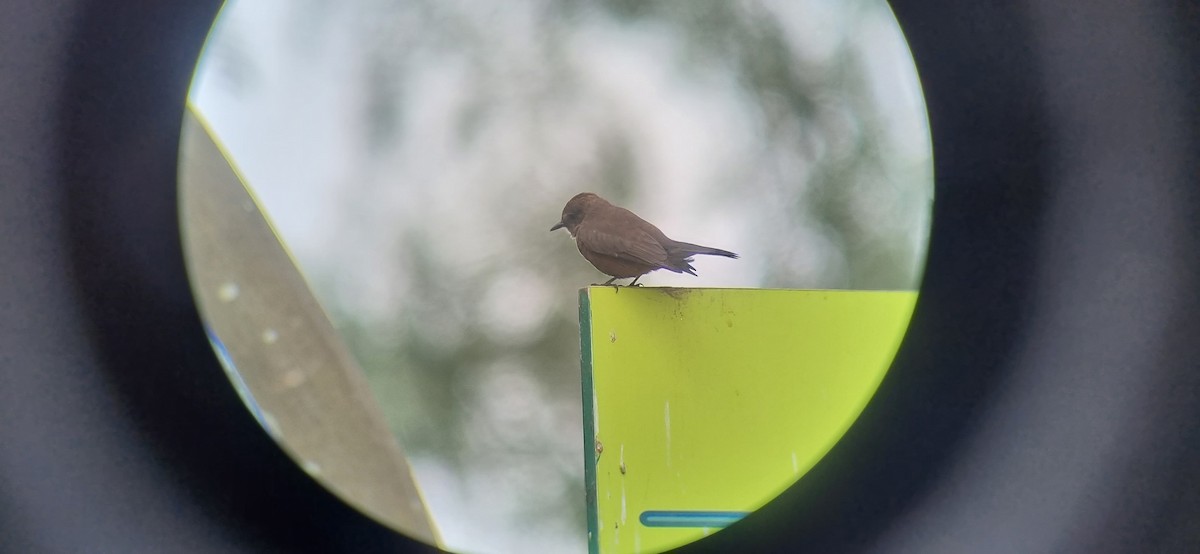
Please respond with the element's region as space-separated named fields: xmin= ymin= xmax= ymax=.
xmin=197 ymin=0 xmax=930 ymax=551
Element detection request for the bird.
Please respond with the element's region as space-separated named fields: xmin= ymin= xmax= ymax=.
xmin=550 ymin=192 xmax=738 ymax=286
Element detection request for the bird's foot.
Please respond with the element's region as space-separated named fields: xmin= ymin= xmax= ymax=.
xmin=591 ymin=277 xmax=644 ymax=291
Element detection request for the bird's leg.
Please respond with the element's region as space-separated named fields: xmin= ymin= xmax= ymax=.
xmin=592 ymin=276 xmax=640 ymax=291
xmin=604 ymin=275 xmax=629 ymax=292
xmin=591 ymin=276 xmax=620 ymax=289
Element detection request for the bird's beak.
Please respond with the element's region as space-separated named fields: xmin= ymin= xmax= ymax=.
xmin=550 ymin=221 xmax=565 ymax=232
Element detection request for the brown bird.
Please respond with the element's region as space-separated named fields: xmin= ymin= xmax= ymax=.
xmin=550 ymin=192 xmax=738 ymax=286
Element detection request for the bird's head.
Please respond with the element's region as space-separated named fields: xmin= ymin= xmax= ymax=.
xmin=550 ymin=192 xmax=608 ymax=236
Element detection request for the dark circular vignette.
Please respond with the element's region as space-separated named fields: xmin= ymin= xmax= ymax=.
xmin=689 ymin=1 xmax=1200 ymax=553
xmin=1 ymin=1 xmax=1198 ymax=554
xmin=2 ymin=1 xmax=435 ymax=552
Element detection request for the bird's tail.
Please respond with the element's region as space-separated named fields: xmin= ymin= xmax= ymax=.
xmin=671 ymin=241 xmax=739 ymax=259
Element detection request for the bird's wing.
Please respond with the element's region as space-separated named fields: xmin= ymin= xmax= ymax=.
xmin=577 ymin=225 xmax=670 ymax=269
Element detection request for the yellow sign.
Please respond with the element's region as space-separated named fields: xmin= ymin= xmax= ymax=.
xmin=580 ymin=287 xmax=917 ymax=553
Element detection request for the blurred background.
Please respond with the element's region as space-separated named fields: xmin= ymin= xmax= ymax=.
xmin=189 ymin=0 xmax=931 ymax=551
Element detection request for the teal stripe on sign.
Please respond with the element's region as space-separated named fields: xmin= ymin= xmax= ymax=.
xmin=639 ymin=511 xmax=748 ymax=528
xmin=579 ymin=288 xmax=600 ymax=554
